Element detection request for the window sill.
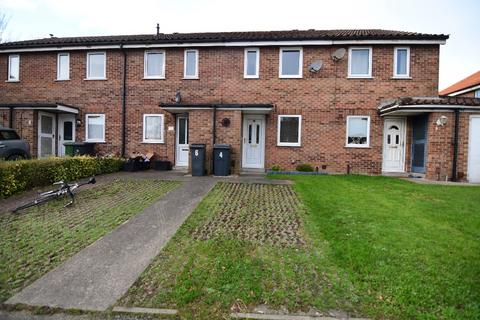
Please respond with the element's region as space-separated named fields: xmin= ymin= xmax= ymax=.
xmin=84 ymin=78 xmax=107 ymax=81
xmin=5 ymin=80 xmax=20 ymax=83
xmin=55 ymin=79 xmax=70 ymax=82
xmin=183 ymin=77 xmax=199 ymax=80
xmin=85 ymin=140 xmax=106 ymax=143
xmin=391 ymin=76 xmax=412 ymax=80
xmin=345 ymin=145 xmax=371 ymax=149
xmin=279 ymin=75 xmax=303 ymax=79
xmin=142 ymin=141 xmax=165 ymax=144
xmin=277 ymin=143 xmax=301 ymax=147
xmin=143 ymin=77 xmax=165 ymax=80
xmin=244 ymin=76 xmax=259 ymax=79
xmin=347 ymin=76 xmax=374 ymax=79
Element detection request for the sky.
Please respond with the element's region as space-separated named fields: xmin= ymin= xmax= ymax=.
xmin=0 ymin=0 xmax=479 ymax=90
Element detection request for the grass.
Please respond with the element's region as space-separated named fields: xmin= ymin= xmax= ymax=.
xmin=120 ymin=176 xmax=480 ymax=320
xmin=0 ymin=179 xmax=180 ymax=303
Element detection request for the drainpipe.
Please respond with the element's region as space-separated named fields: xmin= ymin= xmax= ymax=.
xmin=9 ymin=106 xmax=13 ymax=128
xmin=121 ymin=44 xmax=127 ymax=158
xmin=212 ymin=104 xmax=217 ymax=174
xmin=451 ymin=109 xmax=460 ymax=182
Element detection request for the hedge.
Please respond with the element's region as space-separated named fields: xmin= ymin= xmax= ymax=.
xmin=0 ymin=156 xmax=124 ymax=198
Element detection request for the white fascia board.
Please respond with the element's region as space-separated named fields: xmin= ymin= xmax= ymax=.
xmin=448 ymin=84 xmax=480 ymax=96
xmin=0 ymin=39 xmax=446 ymax=53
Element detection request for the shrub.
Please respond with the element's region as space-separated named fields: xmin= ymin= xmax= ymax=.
xmin=270 ymin=164 xmax=282 ymax=171
xmin=296 ymin=163 xmax=314 ymax=172
xmin=0 ymin=156 xmax=124 ymax=198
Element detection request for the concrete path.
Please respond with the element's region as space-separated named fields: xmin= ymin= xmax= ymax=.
xmin=6 ymin=178 xmax=216 ymax=311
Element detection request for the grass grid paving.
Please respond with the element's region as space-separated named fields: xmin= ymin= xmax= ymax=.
xmin=0 ymin=179 xmax=180 ymax=302
xmin=191 ymin=182 xmax=305 ymax=247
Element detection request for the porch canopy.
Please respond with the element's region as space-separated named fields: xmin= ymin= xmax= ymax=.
xmin=160 ymin=103 xmax=274 ymax=114
xmin=0 ymin=103 xmax=79 ymax=114
xmin=378 ymin=96 xmax=480 ymax=116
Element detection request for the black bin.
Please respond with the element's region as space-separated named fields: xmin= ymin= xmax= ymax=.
xmin=213 ymin=144 xmax=231 ymax=176
xmin=190 ymin=144 xmax=206 ymax=176
xmin=64 ymin=142 xmax=96 ymax=156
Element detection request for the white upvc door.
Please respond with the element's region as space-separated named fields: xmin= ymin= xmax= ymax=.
xmin=175 ymin=116 xmax=189 ymax=167
xmin=58 ymin=114 xmax=76 ymax=156
xmin=468 ymin=116 xmax=480 ymax=183
xmin=382 ymin=117 xmax=406 ymax=172
xmin=38 ymin=112 xmax=56 ymax=157
xmin=242 ymin=115 xmax=265 ymax=169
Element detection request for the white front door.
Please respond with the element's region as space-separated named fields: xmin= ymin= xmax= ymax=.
xmin=176 ymin=116 xmax=189 ymax=167
xmin=468 ymin=116 xmax=480 ymax=183
xmin=58 ymin=114 xmax=76 ymax=156
xmin=382 ymin=118 xmax=406 ymax=172
xmin=242 ymin=115 xmax=265 ymax=169
xmin=38 ymin=112 xmax=56 ymax=157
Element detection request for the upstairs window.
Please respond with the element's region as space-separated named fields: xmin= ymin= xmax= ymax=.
xmin=393 ymin=47 xmax=410 ymax=78
xmin=348 ymin=47 xmax=372 ymax=78
xmin=279 ymin=48 xmax=302 ymax=78
xmin=184 ymin=49 xmax=198 ymax=79
xmin=143 ymin=114 xmax=164 ymax=143
xmin=244 ymin=48 xmax=259 ymax=78
xmin=85 ymin=114 xmax=105 ymax=142
xmin=8 ymin=54 xmax=20 ymax=81
xmin=346 ymin=116 xmax=370 ymax=147
xmin=144 ymin=50 xmax=165 ymax=79
xmin=277 ymin=115 xmax=302 ymax=146
xmin=86 ymin=52 xmax=106 ymax=79
xmin=475 ymin=90 xmax=480 ymax=98
xmin=57 ymin=53 xmax=70 ymax=80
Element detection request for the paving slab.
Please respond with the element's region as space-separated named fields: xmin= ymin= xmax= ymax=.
xmin=6 ymin=178 xmax=216 ymax=311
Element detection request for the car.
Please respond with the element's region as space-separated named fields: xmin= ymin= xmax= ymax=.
xmin=0 ymin=126 xmax=31 ymax=160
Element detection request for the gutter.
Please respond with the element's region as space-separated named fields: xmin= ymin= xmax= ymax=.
xmin=121 ymin=44 xmax=127 ymax=158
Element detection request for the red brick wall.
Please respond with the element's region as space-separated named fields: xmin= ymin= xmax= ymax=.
xmin=0 ymin=45 xmax=442 ymax=175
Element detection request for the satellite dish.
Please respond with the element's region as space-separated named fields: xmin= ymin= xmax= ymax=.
xmin=332 ymin=48 xmax=346 ymax=61
xmin=308 ymin=60 xmax=323 ymax=73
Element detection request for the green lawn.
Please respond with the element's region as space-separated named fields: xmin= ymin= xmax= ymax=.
xmin=0 ymin=179 xmax=179 ymax=302
xmin=121 ymin=176 xmax=480 ymax=319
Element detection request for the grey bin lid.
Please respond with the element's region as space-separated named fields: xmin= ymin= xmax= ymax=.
xmin=189 ymin=143 xmax=206 ymax=149
xmin=214 ymin=144 xmax=231 ymax=149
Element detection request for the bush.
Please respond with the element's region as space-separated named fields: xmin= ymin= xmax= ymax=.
xmin=270 ymin=164 xmax=282 ymax=171
xmin=0 ymin=156 xmax=124 ymax=198
xmin=296 ymin=163 xmax=314 ymax=172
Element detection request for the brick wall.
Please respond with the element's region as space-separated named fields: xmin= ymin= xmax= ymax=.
xmin=1 ymin=44 xmax=442 ymax=175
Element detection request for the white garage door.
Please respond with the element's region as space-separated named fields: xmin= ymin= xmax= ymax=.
xmin=468 ymin=116 xmax=480 ymax=183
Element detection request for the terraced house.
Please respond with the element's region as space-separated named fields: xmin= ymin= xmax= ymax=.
xmin=1 ymin=29 xmax=480 ymax=182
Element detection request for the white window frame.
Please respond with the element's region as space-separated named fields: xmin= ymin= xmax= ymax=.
xmin=244 ymin=47 xmax=259 ymax=79
xmin=183 ymin=49 xmax=199 ymax=79
xmin=142 ymin=114 xmax=165 ymax=143
xmin=279 ymin=47 xmax=303 ymax=78
xmin=348 ymin=47 xmax=373 ymax=78
xmin=393 ymin=47 xmax=410 ymax=78
xmin=7 ymin=54 xmax=20 ymax=82
xmin=346 ymin=116 xmax=371 ymax=148
xmin=277 ymin=115 xmax=302 ymax=147
xmin=56 ymin=53 xmax=70 ymax=80
xmin=86 ymin=52 xmax=106 ymax=80
xmin=144 ymin=50 xmax=166 ymax=79
xmin=475 ymin=90 xmax=480 ymax=98
xmin=85 ymin=113 xmax=106 ymax=142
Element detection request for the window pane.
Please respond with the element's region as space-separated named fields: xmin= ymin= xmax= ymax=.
xmin=281 ymin=50 xmax=300 ymax=75
xmin=280 ymin=117 xmax=299 ymax=143
xmin=396 ymin=49 xmax=407 ymax=75
xmin=58 ymin=54 xmax=69 ymax=79
xmin=146 ymin=52 xmax=164 ymax=77
xmin=0 ymin=130 xmax=20 ymax=140
xmin=145 ymin=116 xmax=162 ymax=140
xmin=9 ymin=56 xmax=19 ymax=80
xmin=88 ymin=53 xmax=105 ymax=78
xmin=246 ymin=51 xmax=257 ymax=76
xmin=351 ymin=49 xmax=370 ymax=75
xmin=185 ymin=51 xmax=197 ymax=76
xmin=348 ymin=117 xmax=368 ymax=145
xmin=63 ymin=121 xmax=73 ymax=140
xmin=178 ymin=118 xmax=187 ymax=144
xmin=41 ymin=115 xmax=53 ymax=134
xmin=476 ymin=90 xmax=480 ymax=98
xmin=87 ymin=116 xmax=104 ymax=140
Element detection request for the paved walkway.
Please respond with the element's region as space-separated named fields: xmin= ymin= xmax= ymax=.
xmin=6 ymin=176 xmax=216 ymax=311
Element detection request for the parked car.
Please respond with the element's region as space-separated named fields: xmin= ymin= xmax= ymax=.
xmin=0 ymin=126 xmax=31 ymax=160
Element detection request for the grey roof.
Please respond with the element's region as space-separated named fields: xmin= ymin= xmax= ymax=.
xmin=378 ymin=96 xmax=480 ymax=115
xmin=0 ymin=29 xmax=449 ymax=50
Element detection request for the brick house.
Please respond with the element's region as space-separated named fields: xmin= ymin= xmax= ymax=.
xmin=1 ymin=29 xmax=480 ymax=182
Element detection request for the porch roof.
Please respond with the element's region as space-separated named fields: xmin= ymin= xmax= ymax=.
xmin=0 ymin=103 xmax=79 ymax=114
xmin=378 ymin=96 xmax=480 ymax=116
xmin=159 ymin=103 xmax=274 ymax=114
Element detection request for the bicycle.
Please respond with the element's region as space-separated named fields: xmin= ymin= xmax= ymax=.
xmin=12 ymin=177 xmax=96 ymax=213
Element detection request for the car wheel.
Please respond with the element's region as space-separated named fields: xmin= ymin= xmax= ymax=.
xmin=7 ymin=154 xmax=25 ymax=161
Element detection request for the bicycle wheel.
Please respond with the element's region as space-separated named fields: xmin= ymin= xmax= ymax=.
xmin=12 ymin=193 xmax=60 ymax=213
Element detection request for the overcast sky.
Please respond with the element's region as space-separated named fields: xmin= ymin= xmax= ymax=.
xmin=1 ymin=0 xmax=479 ymax=90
